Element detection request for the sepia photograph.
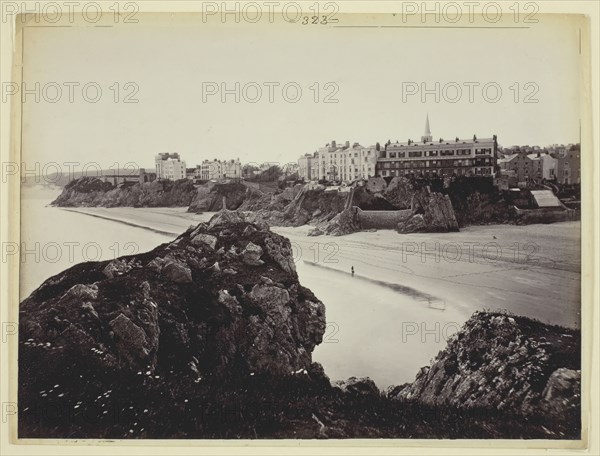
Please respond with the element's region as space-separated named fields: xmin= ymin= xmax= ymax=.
xmin=0 ymin=0 xmax=598 ymax=451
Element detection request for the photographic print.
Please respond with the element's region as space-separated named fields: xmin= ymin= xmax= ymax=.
xmin=0 ymin=0 xmax=596 ymax=449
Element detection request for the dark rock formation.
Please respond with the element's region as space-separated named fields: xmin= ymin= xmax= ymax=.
xmin=19 ymin=215 xmax=580 ymax=439
xmin=232 ymin=188 xmax=356 ymax=230
xmin=381 ymin=176 xmax=415 ymax=209
xmin=397 ymin=188 xmax=459 ymax=233
xmin=388 ymin=311 xmax=580 ymax=433
xmin=187 ymin=183 xmax=250 ymax=212
xmin=19 ymin=213 xmax=328 ymax=437
xmin=308 ymin=207 xmax=361 ymax=236
xmin=52 ymin=177 xmax=197 ymax=207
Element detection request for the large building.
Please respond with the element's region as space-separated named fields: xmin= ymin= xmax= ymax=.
xmin=201 ymin=158 xmax=242 ymax=180
xmin=155 ymin=153 xmax=186 ymax=181
xmin=376 ymin=116 xmax=497 ymax=178
xmin=306 ymin=140 xmax=379 ymax=183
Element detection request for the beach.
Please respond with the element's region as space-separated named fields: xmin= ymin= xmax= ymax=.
xmin=19 ymin=189 xmax=580 ymax=387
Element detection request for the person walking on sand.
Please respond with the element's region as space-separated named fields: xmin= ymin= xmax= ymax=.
xmin=351 ymin=266 xmax=355 ymax=276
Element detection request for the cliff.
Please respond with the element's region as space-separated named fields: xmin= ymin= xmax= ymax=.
xmin=389 ymin=311 xmax=580 ymax=434
xmin=19 ymin=213 xmax=580 ymax=439
xmin=187 ymin=182 xmax=254 ymax=212
xmin=51 ymin=177 xmax=197 ymax=208
xmin=396 ymin=187 xmax=460 ymax=233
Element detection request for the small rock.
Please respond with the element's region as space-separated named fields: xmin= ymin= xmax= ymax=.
xmin=62 ymin=284 xmax=98 ymax=301
xmin=190 ymin=233 xmax=217 ymax=250
xmin=103 ymin=259 xmax=129 ymax=278
xmin=81 ymin=302 xmax=99 ymax=319
xmin=161 ymin=259 xmax=193 ymax=284
xmin=242 ymin=242 xmax=264 ymax=266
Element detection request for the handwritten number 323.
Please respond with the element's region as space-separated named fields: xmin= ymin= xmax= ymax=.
xmin=302 ymin=16 xmax=329 ymax=25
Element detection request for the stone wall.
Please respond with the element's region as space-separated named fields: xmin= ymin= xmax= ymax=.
xmin=356 ymin=208 xmax=413 ymax=229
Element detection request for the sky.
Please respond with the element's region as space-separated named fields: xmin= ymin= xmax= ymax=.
xmin=19 ymin=13 xmax=584 ymax=170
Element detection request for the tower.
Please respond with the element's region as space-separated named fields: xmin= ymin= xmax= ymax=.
xmin=421 ymin=114 xmax=433 ymax=143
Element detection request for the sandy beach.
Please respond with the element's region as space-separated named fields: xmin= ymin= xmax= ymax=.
xmin=19 ymin=192 xmax=580 ymax=387
xmin=60 ymin=205 xmax=581 ymax=328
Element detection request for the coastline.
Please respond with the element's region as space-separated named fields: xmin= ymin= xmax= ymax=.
xmin=59 ymin=204 xmax=581 ymax=329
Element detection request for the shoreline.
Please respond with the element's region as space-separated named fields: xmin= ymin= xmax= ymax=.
xmin=61 ymin=208 xmax=185 ymax=237
xmin=59 ymin=205 xmax=581 ymax=330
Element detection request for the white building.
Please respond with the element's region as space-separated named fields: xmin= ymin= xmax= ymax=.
xmin=155 ymin=153 xmax=186 ymax=181
xmin=309 ymin=141 xmax=379 ymax=183
xmin=201 ymin=158 xmax=242 ymax=180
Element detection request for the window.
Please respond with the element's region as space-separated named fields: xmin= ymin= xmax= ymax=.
xmin=408 ymin=151 xmax=422 ymax=157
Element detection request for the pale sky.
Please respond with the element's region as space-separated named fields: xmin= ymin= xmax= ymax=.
xmin=20 ymin=13 xmax=583 ymax=170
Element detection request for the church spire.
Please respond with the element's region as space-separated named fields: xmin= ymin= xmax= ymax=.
xmin=421 ymin=114 xmax=433 ymax=143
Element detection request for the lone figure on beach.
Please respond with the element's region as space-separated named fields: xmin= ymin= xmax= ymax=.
xmin=351 ymin=266 xmax=355 ymax=276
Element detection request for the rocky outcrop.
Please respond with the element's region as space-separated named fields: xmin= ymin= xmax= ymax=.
xmin=388 ymin=311 xmax=580 ymax=430
xmin=397 ymin=188 xmax=459 ymax=233
xmin=187 ymin=182 xmax=252 ymax=212
xmin=51 ymin=177 xmax=197 ymax=207
xmin=19 ymin=213 xmax=330 ymax=437
xmin=381 ymin=176 xmax=415 ymax=209
xmin=18 ymin=211 xmax=580 ymax=439
xmin=308 ymin=207 xmax=361 ymax=236
xmin=20 ymin=239 xmax=580 ymax=441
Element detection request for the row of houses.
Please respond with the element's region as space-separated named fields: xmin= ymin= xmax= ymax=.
xmin=153 ymin=154 xmax=242 ymax=181
xmin=498 ymin=148 xmax=581 ymax=185
xmin=298 ymin=116 xmax=497 ymax=183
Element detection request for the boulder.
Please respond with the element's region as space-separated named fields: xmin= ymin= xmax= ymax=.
xmin=62 ymin=283 xmax=98 ymax=301
xmin=190 ymin=233 xmax=218 ymax=250
xmin=103 ymin=259 xmax=130 ymax=278
xmin=397 ymin=188 xmax=459 ymax=233
xmin=334 ymin=377 xmax=380 ymax=398
xmin=242 ymin=242 xmax=264 ymax=266
xmin=161 ymin=258 xmax=193 ymax=283
xmin=109 ymin=313 xmax=155 ymax=370
xmin=397 ymin=214 xmax=426 ymax=233
xmin=539 ymin=368 xmax=581 ymax=419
